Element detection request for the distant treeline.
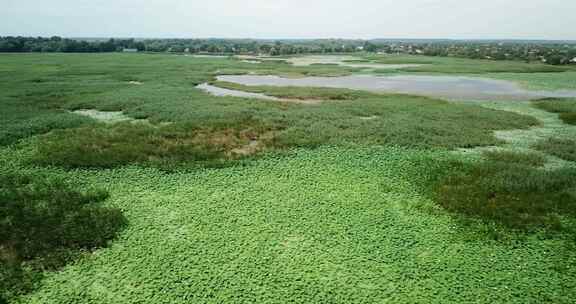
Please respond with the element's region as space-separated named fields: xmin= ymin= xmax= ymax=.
xmin=1 ymin=36 xmax=576 ymax=65
xmin=0 ymin=36 xmax=146 ymax=53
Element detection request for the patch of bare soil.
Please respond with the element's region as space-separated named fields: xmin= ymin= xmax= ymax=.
xmin=359 ymin=115 xmax=379 ymax=120
xmin=229 ymin=131 xmax=276 ymax=157
xmin=230 ymin=140 xmax=261 ymax=156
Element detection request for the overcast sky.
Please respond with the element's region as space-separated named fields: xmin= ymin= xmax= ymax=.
xmin=1 ymin=0 xmax=575 ymax=40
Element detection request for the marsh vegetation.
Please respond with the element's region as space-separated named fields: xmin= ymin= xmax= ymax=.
xmin=1 ymin=53 xmax=576 ymax=303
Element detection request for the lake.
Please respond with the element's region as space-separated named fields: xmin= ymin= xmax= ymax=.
xmin=216 ymin=74 xmax=576 ymax=101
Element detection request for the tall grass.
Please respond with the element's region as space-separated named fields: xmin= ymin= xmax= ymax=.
xmin=482 ymin=150 xmax=546 ymax=167
xmin=433 ymin=161 xmax=576 ymax=232
xmin=0 ymin=53 xmax=543 ymax=169
xmin=32 ymin=121 xmax=274 ymax=169
xmin=534 ymin=138 xmax=576 ymax=162
xmin=211 ymin=81 xmax=371 ymax=100
xmin=533 ymin=98 xmax=576 ymax=125
xmin=0 ymin=171 xmax=126 ymax=300
xmin=362 ymin=54 xmax=574 ymax=74
xmin=29 ymin=94 xmax=539 ymax=169
xmin=0 ymin=53 xmax=354 ymax=146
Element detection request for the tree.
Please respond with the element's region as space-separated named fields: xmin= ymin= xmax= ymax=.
xmin=545 ymin=55 xmax=564 ymax=65
xmin=363 ymin=42 xmax=378 ymax=52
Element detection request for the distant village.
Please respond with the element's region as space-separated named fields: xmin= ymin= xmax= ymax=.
xmin=2 ymin=36 xmax=576 ymax=65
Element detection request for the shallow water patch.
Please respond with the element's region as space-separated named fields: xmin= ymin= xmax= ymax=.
xmin=286 ymin=55 xmax=423 ymax=70
xmin=217 ymin=74 xmax=576 ymax=101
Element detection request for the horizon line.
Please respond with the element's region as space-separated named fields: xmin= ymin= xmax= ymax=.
xmin=2 ymin=35 xmax=576 ymax=42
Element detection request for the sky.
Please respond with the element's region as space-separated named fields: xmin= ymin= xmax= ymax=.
xmin=1 ymin=0 xmax=575 ymax=40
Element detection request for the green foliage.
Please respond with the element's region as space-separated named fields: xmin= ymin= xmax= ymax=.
xmin=0 ymin=53 xmax=351 ymax=146
xmin=434 ymin=161 xmax=576 ymax=231
xmin=488 ymin=72 xmax=576 ymax=90
xmin=0 ymin=53 xmax=538 ymax=168
xmin=363 ymin=55 xmax=571 ymax=74
xmin=30 ymin=93 xmax=539 ymax=168
xmin=211 ymin=80 xmax=370 ymax=100
xmin=534 ymin=98 xmax=576 ymax=125
xmin=32 ymin=121 xmax=272 ymax=169
xmin=560 ymin=112 xmax=576 ymax=125
xmin=482 ymin=150 xmax=546 ymax=167
xmin=268 ymin=96 xmax=538 ymax=150
xmin=0 ymin=171 xmax=126 ymax=300
xmin=2 ymin=53 xmax=576 ymax=303
xmin=534 ymin=98 xmax=576 ymax=113
xmin=5 ymin=146 xmax=575 ymax=303
xmin=534 ymin=138 xmax=576 ymax=162
xmin=0 ymin=103 xmax=91 ymax=146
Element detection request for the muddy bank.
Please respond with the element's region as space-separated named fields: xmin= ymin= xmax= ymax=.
xmin=197 ymin=83 xmax=281 ymax=100
xmin=197 ymin=83 xmax=324 ymax=104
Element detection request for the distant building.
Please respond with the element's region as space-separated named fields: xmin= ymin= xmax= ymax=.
xmin=122 ymin=48 xmax=138 ymax=53
xmin=572 ymin=57 xmax=576 ymax=63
